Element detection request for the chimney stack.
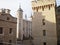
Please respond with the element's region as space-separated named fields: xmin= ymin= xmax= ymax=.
xmin=5 ymin=9 xmax=10 ymax=14
xmin=0 ymin=8 xmax=10 ymax=14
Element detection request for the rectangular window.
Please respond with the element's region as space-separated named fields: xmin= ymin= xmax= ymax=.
xmin=0 ymin=27 xmax=3 ymax=34
xmin=0 ymin=40 xmax=3 ymax=45
xmin=43 ymin=22 xmax=45 ymax=25
xmin=9 ymin=28 xmax=12 ymax=34
xmin=43 ymin=42 xmax=46 ymax=45
xmin=0 ymin=43 xmax=3 ymax=45
xmin=43 ymin=30 xmax=46 ymax=36
xmin=9 ymin=40 xmax=12 ymax=45
xmin=9 ymin=40 xmax=12 ymax=43
xmin=42 ymin=19 xmax=45 ymax=25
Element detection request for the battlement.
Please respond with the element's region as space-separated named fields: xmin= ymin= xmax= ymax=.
xmin=32 ymin=0 xmax=55 ymax=7
xmin=0 ymin=8 xmax=10 ymax=14
xmin=31 ymin=0 xmax=56 ymax=12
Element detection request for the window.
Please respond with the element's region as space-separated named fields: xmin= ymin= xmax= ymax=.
xmin=0 ymin=43 xmax=3 ymax=45
xmin=43 ymin=30 xmax=46 ymax=36
xmin=0 ymin=27 xmax=3 ymax=34
xmin=9 ymin=28 xmax=12 ymax=34
xmin=43 ymin=22 xmax=45 ymax=25
xmin=9 ymin=40 xmax=12 ymax=45
xmin=42 ymin=19 xmax=45 ymax=21
xmin=43 ymin=42 xmax=46 ymax=45
xmin=42 ymin=19 xmax=45 ymax=25
xmin=7 ymin=17 xmax=10 ymax=20
xmin=0 ymin=40 xmax=3 ymax=45
xmin=9 ymin=40 xmax=12 ymax=43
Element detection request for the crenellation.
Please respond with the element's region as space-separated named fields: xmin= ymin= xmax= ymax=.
xmin=32 ymin=4 xmax=55 ymax=12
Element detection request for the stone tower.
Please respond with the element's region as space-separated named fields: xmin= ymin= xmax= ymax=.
xmin=17 ymin=5 xmax=23 ymax=40
xmin=32 ymin=0 xmax=56 ymax=12
xmin=31 ymin=0 xmax=57 ymax=45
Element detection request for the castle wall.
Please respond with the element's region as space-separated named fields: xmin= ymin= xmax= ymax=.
xmin=32 ymin=0 xmax=57 ymax=45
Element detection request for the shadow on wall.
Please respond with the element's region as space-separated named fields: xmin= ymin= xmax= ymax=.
xmin=32 ymin=12 xmax=57 ymax=45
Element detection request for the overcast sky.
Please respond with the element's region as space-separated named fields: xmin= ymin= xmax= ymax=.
xmin=0 ymin=0 xmax=60 ymax=18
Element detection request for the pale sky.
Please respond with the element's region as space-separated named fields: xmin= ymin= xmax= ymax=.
xmin=0 ymin=0 xmax=60 ymax=18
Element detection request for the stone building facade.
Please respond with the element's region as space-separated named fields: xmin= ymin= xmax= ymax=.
xmin=0 ymin=7 xmax=32 ymax=45
xmin=56 ymin=6 xmax=60 ymax=45
xmin=0 ymin=9 xmax=17 ymax=45
xmin=31 ymin=0 xmax=57 ymax=45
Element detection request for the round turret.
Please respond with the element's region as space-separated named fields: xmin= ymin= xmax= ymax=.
xmin=17 ymin=5 xmax=23 ymax=19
